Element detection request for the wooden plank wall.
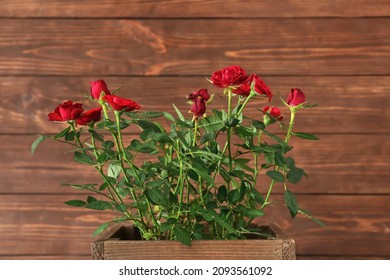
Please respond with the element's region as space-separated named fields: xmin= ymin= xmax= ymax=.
xmin=0 ymin=0 xmax=389 ymax=259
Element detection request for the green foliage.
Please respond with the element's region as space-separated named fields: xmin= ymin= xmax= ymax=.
xmin=31 ymin=135 xmax=49 ymax=155
xmin=31 ymin=77 xmax=321 ymax=246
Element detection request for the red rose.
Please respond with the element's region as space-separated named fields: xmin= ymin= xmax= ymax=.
xmin=90 ymin=79 xmax=111 ymax=100
xmin=263 ymin=106 xmax=283 ymax=121
xmin=48 ymin=101 xmax=84 ymax=122
xmin=103 ymin=95 xmax=141 ymax=112
xmin=287 ymin=88 xmax=305 ymax=107
xmin=262 ymin=106 xmax=283 ymax=126
xmin=188 ymin=88 xmax=210 ymax=118
xmin=188 ymin=88 xmax=210 ymax=102
xmin=76 ymin=107 xmax=102 ymax=125
xmin=210 ymin=65 xmax=247 ymax=88
xmin=190 ymin=98 xmax=207 ymax=118
xmin=233 ymin=74 xmax=272 ymax=100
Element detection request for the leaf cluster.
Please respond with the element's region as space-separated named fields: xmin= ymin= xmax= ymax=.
xmin=31 ymin=85 xmax=322 ymax=245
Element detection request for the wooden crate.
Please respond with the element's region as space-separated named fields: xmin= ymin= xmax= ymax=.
xmin=91 ymin=223 xmax=295 ymax=260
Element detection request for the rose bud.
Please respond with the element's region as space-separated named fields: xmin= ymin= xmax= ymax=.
xmin=188 ymin=88 xmax=210 ymax=119
xmin=210 ymin=65 xmax=247 ymax=88
xmin=233 ymin=74 xmax=272 ymax=100
xmin=286 ymin=88 xmax=306 ymax=107
xmin=48 ymin=101 xmax=84 ymax=122
xmin=76 ymin=107 xmax=102 ymax=125
xmin=262 ymin=106 xmax=283 ymax=126
xmin=90 ymin=79 xmax=111 ymax=100
xmin=103 ymin=95 xmax=141 ymax=112
xmin=188 ymin=88 xmax=210 ymax=102
xmin=190 ymin=98 xmax=207 ymax=118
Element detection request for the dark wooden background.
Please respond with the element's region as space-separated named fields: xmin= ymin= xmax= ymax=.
xmin=0 ymin=0 xmax=389 ymax=259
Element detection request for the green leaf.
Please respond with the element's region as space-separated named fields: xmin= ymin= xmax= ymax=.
xmin=136 ymin=120 xmax=162 ymax=133
xmin=86 ymin=200 xmax=113 ymax=210
xmin=245 ymin=209 xmax=265 ymax=218
xmin=199 ymin=115 xmax=225 ymax=132
xmin=263 ymin=130 xmax=286 ymax=145
xmin=211 ymin=211 xmax=236 ymax=233
xmin=174 ymin=226 xmax=191 ymax=246
xmin=107 ymin=163 xmax=121 ymax=179
xmin=274 ymin=152 xmax=286 ymax=167
xmin=31 ymin=135 xmax=49 ymax=155
xmin=266 ymin=170 xmax=285 ymax=182
xmin=197 ymin=207 xmax=214 ymax=222
xmin=74 ymin=151 xmax=95 ymax=165
xmin=217 ymin=185 xmax=227 ymax=203
xmin=298 ymin=207 xmax=326 ymax=227
xmin=64 ymin=200 xmax=86 ymax=207
xmin=93 ymin=222 xmax=110 ymax=237
xmin=146 ymin=179 xmax=168 ymax=189
xmin=293 ymin=132 xmax=319 ymax=140
xmin=53 ymin=126 xmax=71 ymax=139
xmin=102 ymin=140 xmax=115 ymax=149
xmin=200 ymin=132 xmax=214 ymax=145
xmin=89 ymin=129 xmax=104 ymax=142
xmin=129 ymin=139 xmax=142 ymax=151
xmin=140 ymin=128 xmax=155 ymax=142
xmin=163 ymin=112 xmax=175 ymax=122
xmin=160 ymin=222 xmax=174 ymax=232
xmin=62 ymin=183 xmax=97 ymax=190
xmin=144 ymin=188 xmax=169 ymax=209
xmin=250 ymin=188 xmax=265 ymax=204
xmin=284 ymin=190 xmax=299 ymax=218
xmin=172 ymin=103 xmax=185 ymax=121
xmin=226 ymin=117 xmax=241 ymax=127
xmin=285 ymin=157 xmax=296 ymax=169
xmin=191 ymin=167 xmax=214 ymax=186
xmin=287 ymin=167 xmax=304 ymax=184
xmin=252 ymin=120 xmax=265 ymax=130
xmin=87 ymin=196 xmax=97 ymax=204
xmin=97 ymin=153 xmax=109 ymax=164
xmin=64 ymin=130 xmax=75 ymax=141
xmin=99 ymin=182 xmax=108 ymax=191
xmin=142 ymin=111 xmax=165 ymax=118
xmin=228 ymin=189 xmax=241 ymax=204
xmin=115 ymin=203 xmax=128 ymax=212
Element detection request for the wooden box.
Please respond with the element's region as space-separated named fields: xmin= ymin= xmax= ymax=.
xmin=91 ymin=223 xmax=295 ymax=260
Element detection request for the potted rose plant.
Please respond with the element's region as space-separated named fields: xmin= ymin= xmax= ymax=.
xmin=32 ymin=65 xmax=321 ymax=259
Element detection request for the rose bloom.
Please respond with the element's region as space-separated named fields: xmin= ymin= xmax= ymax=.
xmin=287 ymin=88 xmax=305 ymax=107
xmin=233 ymin=74 xmax=272 ymax=100
xmin=90 ymin=79 xmax=111 ymax=100
xmin=263 ymin=106 xmax=283 ymax=121
xmin=48 ymin=101 xmax=84 ymax=122
xmin=210 ymin=65 xmax=247 ymax=88
xmin=76 ymin=107 xmax=102 ymax=125
xmin=188 ymin=88 xmax=210 ymax=118
xmin=103 ymin=95 xmax=141 ymax=112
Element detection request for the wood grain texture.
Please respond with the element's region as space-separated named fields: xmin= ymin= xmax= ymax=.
xmin=1 ymin=0 xmax=388 ymax=261
xmin=3 ymin=134 xmax=389 ymax=194
xmin=91 ymin=223 xmax=295 ymax=260
xmin=1 ymin=18 xmax=390 ymax=76
xmin=1 ymin=0 xmax=390 ymax=18
xmin=0 ymin=194 xmax=388 ymax=258
xmin=264 ymin=194 xmax=390 ymax=257
xmin=1 ymin=76 xmax=389 ymax=134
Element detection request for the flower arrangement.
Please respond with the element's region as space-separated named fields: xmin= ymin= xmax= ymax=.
xmin=32 ymin=65 xmax=321 ymax=245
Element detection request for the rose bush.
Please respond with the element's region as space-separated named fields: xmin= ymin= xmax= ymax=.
xmin=32 ymin=65 xmax=321 ymax=245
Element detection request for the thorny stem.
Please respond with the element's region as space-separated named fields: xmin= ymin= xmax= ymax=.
xmin=285 ymin=107 xmax=296 ymax=143
xmin=260 ymin=106 xmax=297 ymax=210
xmin=192 ymin=118 xmax=199 ymax=146
xmin=112 ymin=110 xmax=153 ymax=233
xmin=69 ymin=121 xmax=129 ymax=217
xmin=226 ymin=88 xmax=233 ymax=186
